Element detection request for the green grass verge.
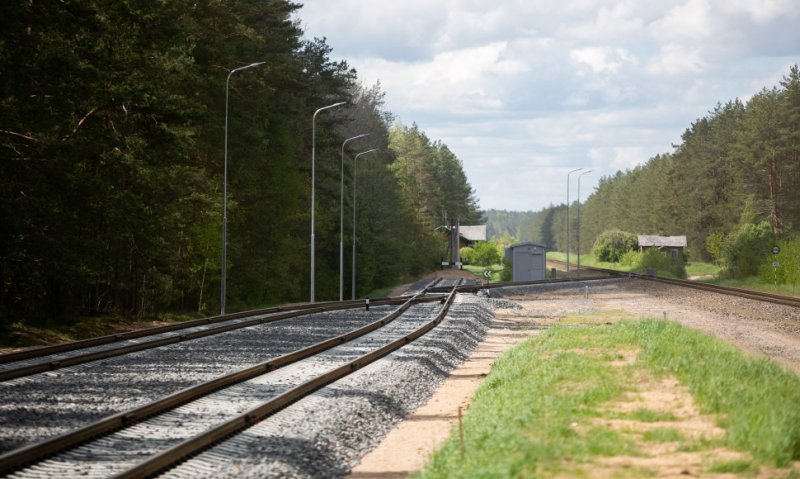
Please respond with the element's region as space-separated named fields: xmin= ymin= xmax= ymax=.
xmin=418 ymin=325 xmax=638 ymax=478
xmin=642 ymin=428 xmax=683 ymax=443
xmin=549 ymin=251 xmax=725 ymax=281
xmin=684 ymin=262 xmax=721 ymax=277
xmin=626 ymin=408 xmax=676 ymax=423
xmin=364 ymin=286 xmax=394 ymax=298
xmin=462 ymin=264 xmax=504 ymax=283
xmin=1 ymin=312 xmax=204 ymax=348
xmin=707 ymin=459 xmax=759 ymax=475
xmin=546 ymin=251 xmax=626 ymax=272
xmin=417 ymin=319 xmax=800 ymax=478
xmin=704 ymin=276 xmax=800 ymax=298
xmin=636 ymin=320 xmax=800 ymax=465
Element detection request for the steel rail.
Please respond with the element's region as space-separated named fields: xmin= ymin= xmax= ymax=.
xmin=0 ymin=291 xmax=437 ymax=475
xmin=639 ymin=275 xmax=800 ymax=308
xmin=112 ymin=287 xmax=459 ymax=479
xmin=427 ymin=275 xmax=616 ymax=294
xmin=548 ymin=259 xmax=800 ymax=308
xmin=0 ymin=297 xmax=402 ymax=365
xmin=0 ymin=298 xmax=410 ymax=382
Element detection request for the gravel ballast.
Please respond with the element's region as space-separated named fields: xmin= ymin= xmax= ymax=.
xmin=160 ymin=294 xmax=497 ymax=479
xmin=0 ymin=306 xmax=395 ymax=454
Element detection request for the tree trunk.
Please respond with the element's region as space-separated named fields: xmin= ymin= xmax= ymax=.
xmin=768 ymin=149 xmax=781 ymax=234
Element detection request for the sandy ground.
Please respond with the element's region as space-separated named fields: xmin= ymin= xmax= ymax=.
xmin=347 ymin=279 xmax=800 ymax=478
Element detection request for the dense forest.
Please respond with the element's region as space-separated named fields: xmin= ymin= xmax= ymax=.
xmin=519 ymin=66 xmax=800 ymax=274
xmin=0 ymin=1 xmax=480 ymax=327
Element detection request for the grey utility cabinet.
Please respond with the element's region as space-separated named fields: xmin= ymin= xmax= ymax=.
xmin=505 ymin=242 xmax=546 ymax=281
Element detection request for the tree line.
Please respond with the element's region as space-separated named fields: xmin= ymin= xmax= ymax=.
xmin=0 ymin=1 xmax=480 ymax=328
xmin=494 ymin=67 xmax=800 ymax=283
xmin=515 ymin=65 xmax=799 ymax=277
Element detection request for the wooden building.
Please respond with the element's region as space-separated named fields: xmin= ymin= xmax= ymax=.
xmin=637 ymin=235 xmax=687 ymax=261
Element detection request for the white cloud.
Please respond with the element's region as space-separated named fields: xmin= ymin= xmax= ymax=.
xmin=561 ymin=1 xmax=645 ymax=41
xmin=356 ymin=42 xmax=526 ymax=115
xmin=720 ymin=0 xmax=795 ymax=24
xmin=649 ymin=0 xmax=715 ymax=42
xmin=609 ymin=147 xmax=647 ymax=171
xmin=570 ymin=46 xmax=638 ymax=74
xmin=297 ymin=0 xmax=800 ymax=211
xmin=647 ymin=43 xmax=705 ymax=75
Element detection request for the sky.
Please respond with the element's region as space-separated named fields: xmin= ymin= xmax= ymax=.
xmin=294 ymin=0 xmax=799 ymax=212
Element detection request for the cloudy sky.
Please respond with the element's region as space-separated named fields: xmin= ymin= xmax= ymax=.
xmin=294 ymin=1 xmax=799 ymax=212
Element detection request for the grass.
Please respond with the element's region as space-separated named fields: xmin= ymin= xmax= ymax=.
xmin=546 ymin=251 xmax=628 ymax=272
xmin=642 ymin=428 xmax=684 ymax=443
xmin=704 ymin=276 xmax=800 ymax=298
xmin=627 ymin=408 xmax=677 ymax=423
xmin=635 ymin=320 xmax=800 ymax=466
xmin=417 ymin=318 xmax=800 ymax=478
xmin=707 ymin=459 xmax=759 ymax=475
xmin=418 ymin=325 xmax=638 ymax=478
xmin=365 ymin=285 xmax=394 ymax=298
xmin=685 ymin=261 xmax=721 ymax=277
xmin=462 ymin=264 xmax=504 ymax=283
xmin=1 ymin=312 xmax=200 ymax=349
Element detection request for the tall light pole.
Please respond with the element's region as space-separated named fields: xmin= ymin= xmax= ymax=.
xmin=566 ymin=167 xmax=583 ymax=279
xmin=340 ymin=133 xmax=370 ymax=301
xmin=576 ymin=170 xmax=593 ymax=279
xmin=310 ymin=101 xmax=346 ymax=303
xmin=221 ymin=61 xmax=265 ymax=315
xmin=352 ymin=148 xmax=378 ymax=300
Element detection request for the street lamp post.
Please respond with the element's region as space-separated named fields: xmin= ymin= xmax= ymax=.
xmin=576 ymin=170 xmax=593 ymax=279
xmin=310 ymin=101 xmax=346 ymax=303
xmin=340 ymin=133 xmax=370 ymax=301
xmin=221 ymin=61 xmax=265 ymax=315
xmin=352 ymin=148 xmax=378 ymax=300
xmin=566 ymin=167 xmax=583 ymax=279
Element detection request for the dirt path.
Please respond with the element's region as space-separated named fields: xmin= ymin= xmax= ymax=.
xmin=347 ymin=280 xmax=800 ymax=478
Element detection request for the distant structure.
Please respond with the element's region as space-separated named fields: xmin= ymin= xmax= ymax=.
xmin=457 ymin=225 xmax=487 ymax=248
xmin=436 ymin=221 xmax=488 ymax=268
xmin=638 ymin=235 xmax=687 ymax=261
xmin=505 ymin=242 xmax=546 ymax=281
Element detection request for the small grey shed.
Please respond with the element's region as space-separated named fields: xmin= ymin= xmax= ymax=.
xmin=505 ymin=242 xmax=547 ymax=281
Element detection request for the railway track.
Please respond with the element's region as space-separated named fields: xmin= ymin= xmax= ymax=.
xmin=4 ymin=267 xmax=795 ymax=477
xmin=0 ymin=297 xmax=417 ymax=382
xmin=0 ymin=287 xmax=459 ymax=477
xmin=0 ymin=300 xmax=424 ymax=455
xmin=547 ymin=259 xmax=800 ymax=308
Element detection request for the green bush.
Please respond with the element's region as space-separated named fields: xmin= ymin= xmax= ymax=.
xmin=619 ymin=250 xmax=641 ymax=267
xmin=472 ymin=241 xmax=501 ymax=266
xmin=720 ymin=221 xmax=774 ymax=279
xmin=459 ymin=246 xmax=475 ymax=265
xmin=670 ymin=255 xmax=688 ymax=279
xmin=592 ymin=230 xmax=638 ymax=263
xmin=759 ymin=235 xmax=800 ymax=285
xmin=639 ymin=248 xmax=687 ymax=278
xmin=705 ymin=230 xmax=725 ymax=262
xmin=500 ymin=258 xmax=512 ymax=282
xmin=620 ymin=248 xmax=687 ymax=278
